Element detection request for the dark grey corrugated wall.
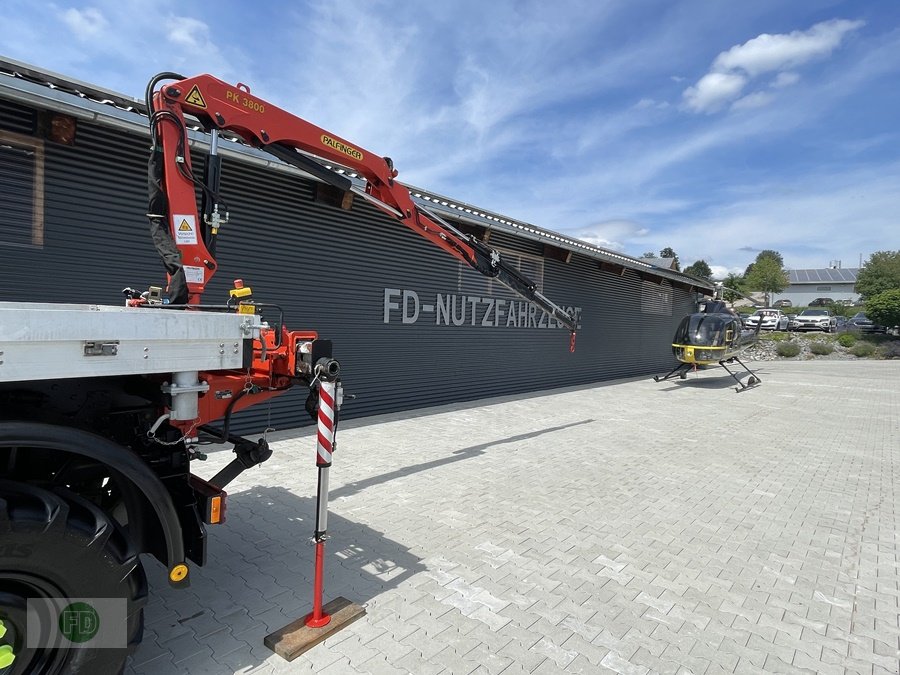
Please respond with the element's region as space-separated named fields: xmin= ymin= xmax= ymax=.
xmin=1 ymin=98 xmax=696 ymax=434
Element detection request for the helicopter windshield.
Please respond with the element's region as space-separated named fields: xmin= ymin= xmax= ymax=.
xmin=674 ymin=314 xmax=733 ymax=346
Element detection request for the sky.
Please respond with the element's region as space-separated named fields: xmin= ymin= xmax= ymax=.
xmin=2 ymin=0 xmax=898 ymax=278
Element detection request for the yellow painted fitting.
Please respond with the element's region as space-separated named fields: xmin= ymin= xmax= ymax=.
xmin=169 ymin=563 xmax=189 ymax=582
xmin=0 ymin=645 xmax=15 ymax=668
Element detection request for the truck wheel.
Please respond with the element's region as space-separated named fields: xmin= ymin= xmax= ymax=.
xmin=0 ymin=481 xmax=147 ymax=675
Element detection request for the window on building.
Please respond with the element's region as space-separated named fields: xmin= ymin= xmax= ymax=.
xmin=641 ymin=279 xmax=672 ymax=315
xmin=0 ymin=130 xmax=45 ymax=248
xmin=816 ymin=286 xmax=832 ymax=291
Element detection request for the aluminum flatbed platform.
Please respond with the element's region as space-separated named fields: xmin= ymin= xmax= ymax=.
xmin=0 ymin=302 xmax=263 ymax=382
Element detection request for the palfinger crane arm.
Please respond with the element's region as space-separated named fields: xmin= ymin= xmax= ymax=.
xmin=146 ymin=72 xmax=578 ymax=337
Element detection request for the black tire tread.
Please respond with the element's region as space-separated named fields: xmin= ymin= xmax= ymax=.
xmin=0 ymin=480 xmax=147 ymax=674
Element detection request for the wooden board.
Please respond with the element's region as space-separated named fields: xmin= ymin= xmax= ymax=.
xmin=264 ymin=596 xmax=366 ymax=661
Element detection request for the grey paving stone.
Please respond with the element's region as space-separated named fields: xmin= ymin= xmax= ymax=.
xmin=123 ymin=361 xmax=900 ymax=675
xmin=791 ymin=649 xmax=844 ymax=675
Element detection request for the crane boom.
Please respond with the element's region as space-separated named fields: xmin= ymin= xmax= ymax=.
xmin=146 ymin=72 xmax=578 ymax=335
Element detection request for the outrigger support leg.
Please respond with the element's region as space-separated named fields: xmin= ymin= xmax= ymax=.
xmin=653 ymin=362 xmax=692 ymax=382
xmin=720 ymin=356 xmax=761 ymax=392
xmin=264 ymin=366 xmax=366 ymax=661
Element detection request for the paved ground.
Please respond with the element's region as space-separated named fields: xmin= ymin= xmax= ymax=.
xmin=126 ymin=360 xmax=900 ymax=675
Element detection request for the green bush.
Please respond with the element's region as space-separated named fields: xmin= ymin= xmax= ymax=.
xmin=837 ymin=333 xmax=857 ymax=347
xmin=776 ymin=342 xmax=801 ymax=357
xmin=878 ymin=341 xmax=900 ymax=359
xmin=865 ymin=289 xmax=900 ymax=329
xmin=850 ymin=342 xmax=876 ymax=357
xmin=809 ymin=342 xmax=834 ymax=355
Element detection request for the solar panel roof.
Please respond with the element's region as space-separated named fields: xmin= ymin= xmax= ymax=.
xmin=788 ymin=269 xmax=858 ymax=283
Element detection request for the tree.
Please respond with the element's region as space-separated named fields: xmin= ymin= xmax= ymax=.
xmin=865 ymin=289 xmax=900 ymax=329
xmin=744 ymin=249 xmax=784 ymax=278
xmin=855 ymin=250 xmax=900 ymax=300
xmin=757 ymin=249 xmax=784 ymax=266
xmin=683 ymin=260 xmax=712 ymax=279
xmin=721 ymin=272 xmax=746 ymax=305
xmin=745 ymin=256 xmax=789 ymax=307
xmin=659 ymin=247 xmax=680 ymax=271
xmin=641 ymin=251 xmax=656 ymax=258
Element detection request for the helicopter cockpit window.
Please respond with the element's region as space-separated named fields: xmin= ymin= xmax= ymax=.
xmin=675 ymin=315 xmax=731 ymax=346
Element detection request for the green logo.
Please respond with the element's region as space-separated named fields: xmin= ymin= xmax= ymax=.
xmin=58 ymin=602 xmax=100 ymax=643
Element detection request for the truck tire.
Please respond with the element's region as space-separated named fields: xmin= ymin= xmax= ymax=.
xmin=0 ymin=481 xmax=147 ymax=675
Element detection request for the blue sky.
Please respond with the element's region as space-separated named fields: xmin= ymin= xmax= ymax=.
xmin=2 ymin=0 xmax=898 ymax=277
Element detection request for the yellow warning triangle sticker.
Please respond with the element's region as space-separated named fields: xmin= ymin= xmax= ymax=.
xmin=178 ymin=219 xmax=193 ymax=231
xmin=184 ymin=85 xmax=207 ymax=109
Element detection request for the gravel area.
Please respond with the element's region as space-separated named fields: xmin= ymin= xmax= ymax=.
xmin=744 ymin=331 xmax=892 ymax=361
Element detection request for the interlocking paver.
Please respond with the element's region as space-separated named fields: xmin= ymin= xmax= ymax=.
xmin=791 ymin=648 xmax=844 ymax=675
xmin=124 ymin=360 xmax=900 ymax=674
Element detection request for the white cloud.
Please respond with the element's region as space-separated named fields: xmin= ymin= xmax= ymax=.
xmin=158 ymin=14 xmax=242 ymax=79
xmin=573 ymin=220 xmax=649 ymax=251
xmin=60 ymin=7 xmax=109 ymax=40
xmin=712 ymin=19 xmax=864 ymax=77
xmin=709 ymin=265 xmax=746 ymax=280
xmin=684 ymin=18 xmax=863 ymax=113
xmin=165 ymin=17 xmax=210 ymax=51
xmin=683 ymin=71 xmax=748 ymax=113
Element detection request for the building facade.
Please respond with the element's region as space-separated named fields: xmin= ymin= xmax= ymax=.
xmin=0 ymin=59 xmax=713 ymax=432
xmin=771 ymin=268 xmax=859 ymax=307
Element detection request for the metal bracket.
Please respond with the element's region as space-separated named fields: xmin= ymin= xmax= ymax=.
xmin=83 ymin=340 xmax=119 ymax=356
xmin=160 ymin=380 xmax=210 ymax=396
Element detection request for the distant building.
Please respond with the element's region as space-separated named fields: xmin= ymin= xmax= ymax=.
xmin=771 ymin=268 xmax=859 ymax=307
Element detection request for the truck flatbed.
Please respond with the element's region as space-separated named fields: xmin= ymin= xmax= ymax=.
xmin=0 ymin=302 xmax=262 ymax=382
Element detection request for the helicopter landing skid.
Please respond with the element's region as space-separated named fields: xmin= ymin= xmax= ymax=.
xmin=653 ymin=362 xmax=693 ymax=382
xmin=719 ymin=356 xmax=761 ymax=392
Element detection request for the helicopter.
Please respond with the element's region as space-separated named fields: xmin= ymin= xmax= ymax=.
xmin=653 ymin=283 xmax=764 ymax=392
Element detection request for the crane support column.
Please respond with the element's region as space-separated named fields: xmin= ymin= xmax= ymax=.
xmin=264 ymin=367 xmax=365 ymax=661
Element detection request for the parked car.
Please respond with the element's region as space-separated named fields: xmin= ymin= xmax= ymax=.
xmin=794 ymin=308 xmax=837 ymax=332
xmin=744 ymin=309 xmax=790 ymax=331
xmin=773 ymin=299 xmax=792 ymax=308
xmin=808 ymin=297 xmax=835 ymax=307
xmin=834 ymin=315 xmax=848 ymax=332
xmin=786 ymin=314 xmax=798 ymax=331
xmin=848 ymin=312 xmax=885 ymax=333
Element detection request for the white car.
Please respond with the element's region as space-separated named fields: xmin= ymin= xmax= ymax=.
xmin=794 ymin=309 xmax=837 ymax=332
xmin=744 ymin=309 xmax=790 ymax=331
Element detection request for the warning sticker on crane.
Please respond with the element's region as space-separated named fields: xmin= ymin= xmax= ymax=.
xmin=184 ymin=85 xmax=207 ymax=109
xmin=174 ymin=215 xmax=198 ymax=245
